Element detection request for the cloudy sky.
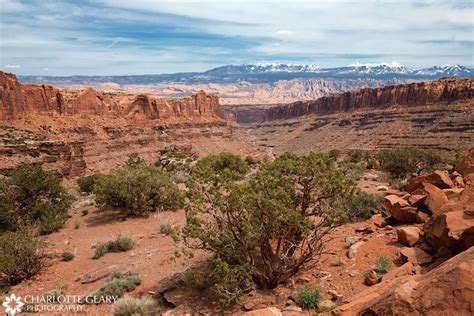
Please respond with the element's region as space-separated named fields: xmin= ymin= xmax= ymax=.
xmin=0 ymin=0 xmax=472 ymax=75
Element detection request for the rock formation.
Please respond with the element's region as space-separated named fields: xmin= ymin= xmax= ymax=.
xmin=265 ymin=77 xmax=474 ymax=121
xmin=0 ymin=71 xmax=220 ymax=121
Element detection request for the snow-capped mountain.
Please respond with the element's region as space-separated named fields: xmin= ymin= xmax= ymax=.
xmin=414 ymin=65 xmax=472 ymax=77
xmin=204 ymin=63 xmax=320 ymax=75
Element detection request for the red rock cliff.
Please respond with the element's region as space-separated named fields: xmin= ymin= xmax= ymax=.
xmin=266 ymin=78 xmax=474 ymax=120
xmin=0 ymin=71 xmax=220 ymax=121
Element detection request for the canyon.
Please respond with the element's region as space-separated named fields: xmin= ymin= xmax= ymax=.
xmin=0 ymin=71 xmax=256 ymax=177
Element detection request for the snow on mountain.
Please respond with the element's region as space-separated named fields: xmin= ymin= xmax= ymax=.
xmin=414 ymin=65 xmax=472 ymax=76
xmin=205 ymin=63 xmax=321 ymax=75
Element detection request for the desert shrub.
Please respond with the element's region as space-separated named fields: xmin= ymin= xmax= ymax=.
xmin=92 ymin=234 xmax=135 ymax=259
xmin=61 ymin=251 xmax=75 ymax=262
xmin=74 ymin=220 xmax=81 ymax=229
xmin=113 ymin=295 xmax=158 ymax=316
xmin=328 ymin=149 xmax=341 ymax=160
xmin=330 ymin=256 xmax=343 ymax=267
xmin=244 ymin=155 xmax=258 ymax=166
xmin=94 ymin=165 xmax=183 ymax=217
xmin=346 ymin=149 xmax=371 ymax=163
xmin=126 ymin=153 xmax=145 ymax=168
xmin=373 ymin=256 xmax=391 ymax=274
xmin=0 ymin=166 xmax=73 ymax=234
xmin=191 ymin=152 xmax=250 ymax=182
xmin=87 ymin=272 xmax=141 ymax=302
xmin=184 ymin=152 xmax=354 ymax=303
xmin=77 ymin=174 xmax=106 ymax=194
xmin=338 ymin=191 xmax=382 ymax=221
xmin=340 ymin=161 xmax=366 ymax=181
xmin=297 ymin=287 xmax=321 ymax=310
xmin=376 ymin=147 xmax=445 ymax=179
xmin=81 ymin=209 xmax=89 ymax=216
xmin=0 ymin=229 xmax=45 ymax=285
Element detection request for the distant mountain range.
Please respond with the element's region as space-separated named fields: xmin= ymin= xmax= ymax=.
xmin=16 ymin=63 xmax=473 ymax=86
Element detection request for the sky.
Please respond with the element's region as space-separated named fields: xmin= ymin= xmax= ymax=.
xmin=0 ymin=0 xmax=472 ymax=75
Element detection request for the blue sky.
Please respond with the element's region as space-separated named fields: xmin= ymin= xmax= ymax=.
xmin=0 ymin=0 xmax=472 ymax=75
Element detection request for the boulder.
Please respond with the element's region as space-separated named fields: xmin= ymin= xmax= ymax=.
xmin=423 ymin=210 xmax=474 ymax=253
xmin=397 ymin=227 xmax=421 ymax=246
xmin=455 ymin=148 xmax=474 ymax=176
xmin=404 ymin=170 xmax=453 ymax=193
xmin=364 ymin=270 xmax=379 ymax=286
xmin=334 ymin=247 xmax=474 ymax=316
xmin=443 ymin=187 xmax=464 ymax=199
xmin=415 ymin=212 xmax=430 ymax=224
xmin=416 ymin=183 xmax=449 ymax=215
xmin=391 ymin=204 xmax=417 ymax=223
xmin=319 ymin=299 xmax=335 ymax=311
xmin=400 ymin=247 xmax=432 ymax=264
xmin=408 ymin=194 xmax=427 ymax=206
xmin=383 ymin=194 xmax=410 ymax=209
xmin=347 ymin=241 xmax=365 ymax=259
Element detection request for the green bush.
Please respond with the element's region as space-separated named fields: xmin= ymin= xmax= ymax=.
xmin=126 ymin=153 xmax=145 ymax=168
xmin=77 ymin=174 xmax=106 ymax=194
xmin=190 ymin=152 xmax=250 ymax=183
xmin=297 ymin=287 xmax=321 ymax=310
xmin=376 ymin=147 xmax=445 ymax=179
xmin=346 ymin=149 xmax=371 ymax=163
xmin=328 ymin=149 xmax=341 ymax=160
xmin=338 ymin=191 xmax=382 ymax=221
xmin=92 ymin=234 xmax=135 ymax=259
xmin=0 ymin=229 xmax=45 ymax=284
xmin=94 ymin=165 xmax=183 ymax=217
xmin=0 ymin=166 xmax=73 ymax=234
xmin=184 ymin=152 xmax=355 ymax=303
xmin=61 ymin=251 xmax=75 ymax=262
xmin=113 ymin=295 xmax=158 ymax=316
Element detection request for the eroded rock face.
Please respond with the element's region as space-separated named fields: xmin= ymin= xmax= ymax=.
xmin=334 ymin=247 xmax=474 ymax=316
xmin=0 ymin=71 xmax=220 ymax=121
xmin=266 ymin=78 xmax=474 ymax=120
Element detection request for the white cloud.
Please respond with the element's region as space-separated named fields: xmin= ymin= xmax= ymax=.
xmin=4 ymin=64 xmax=21 ymax=68
xmin=275 ymin=30 xmax=292 ymax=36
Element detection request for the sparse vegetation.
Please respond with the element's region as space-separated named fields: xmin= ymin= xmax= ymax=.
xmin=81 ymin=209 xmax=89 ymax=216
xmin=328 ymin=149 xmax=341 ymax=160
xmin=330 ymin=256 xmax=344 ymax=267
xmin=183 ymin=152 xmax=354 ymax=304
xmin=0 ymin=229 xmax=45 ymax=285
xmin=376 ymin=147 xmax=446 ymax=179
xmin=337 ymin=190 xmax=382 ymax=221
xmin=92 ymin=234 xmax=135 ymax=259
xmin=346 ymin=149 xmax=371 ymax=163
xmin=61 ymin=251 xmax=75 ymax=262
xmin=373 ymin=256 xmax=392 ymax=275
xmin=112 ymin=295 xmax=158 ymax=316
xmin=126 ymin=153 xmax=145 ymax=168
xmin=74 ymin=220 xmax=81 ymax=229
xmin=42 ymin=286 xmax=67 ymax=304
xmin=86 ymin=272 xmax=141 ymax=303
xmin=77 ymin=174 xmax=106 ymax=194
xmin=297 ymin=287 xmax=321 ymax=310
xmin=0 ymin=166 xmax=73 ymax=235
xmin=94 ymin=165 xmax=183 ymax=217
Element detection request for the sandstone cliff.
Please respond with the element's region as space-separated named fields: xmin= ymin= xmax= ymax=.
xmin=0 ymin=71 xmax=220 ymax=121
xmin=262 ymin=78 xmax=474 ymax=121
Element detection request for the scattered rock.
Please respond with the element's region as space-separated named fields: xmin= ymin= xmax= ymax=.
xmin=404 ymin=170 xmax=453 ymax=193
xmin=408 ymin=194 xmax=427 ymax=206
xmin=424 ymin=210 xmax=474 ymax=253
xmin=416 ymin=183 xmax=449 ymax=215
xmin=397 ymin=227 xmax=421 ymax=246
xmin=376 ymin=185 xmax=388 ymax=191
xmin=443 ymin=187 xmax=464 ymax=199
xmin=347 ymin=241 xmax=365 ymax=259
xmin=80 ymin=265 xmax=121 ymax=284
xmin=371 ymin=213 xmax=384 ymax=227
xmin=244 ymin=307 xmax=282 ymax=316
xmin=328 ymin=290 xmax=344 ymax=302
xmin=381 ymin=262 xmax=415 ymax=282
xmin=348 ymin=270 xmax=359 ymax=277
xmin=364 ymin=270 xmax=379 ymax=286
xmin=334 ymin=247 xmax=474 ymax=316
xmin=415 ymin=212 xmax=430 ymax=224
xmin=391 ymin=204 xmax=417 ymax=223
xmin=282 ymin=305 xmax=302 ymax=312
xmin=295 ymin=277 xmax=310 ymax=284
xmin=400 ymin=247 xmax=432 ymax=264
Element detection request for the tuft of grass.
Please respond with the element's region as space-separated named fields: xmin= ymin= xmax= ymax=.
xmin=373 ymin=256 xmax=392 ymax=275
xmin=81 ymin=209 xmax=89 ymax=216
xmin=330 ymin=256 xmax=343 ymax=267
xmin=85 ymin=272 xmax=141 ymax=303
xmin=61 ymin=251 xmax=75 ymax=262
xmin=297 ymin=287 xmax=321 ymax=310
xmin=74 ymin=221 xmax=81 ymax=229
xmin=92 ymin=234 xmax=135 ymax=259
xmin=112 ymin=295 xmax=158 ymax=316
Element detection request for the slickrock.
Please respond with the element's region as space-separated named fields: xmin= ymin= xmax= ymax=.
xmin=334 ymin=247 xmax=474 ymax=316
xmin=400 ymin=247 xmax=433 ymax=264
xmin=381 ymin=262 xmax=416 ymax=282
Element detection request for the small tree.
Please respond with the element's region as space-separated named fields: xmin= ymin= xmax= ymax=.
xmin=184 ymin=152 xmax=355 ymax=300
